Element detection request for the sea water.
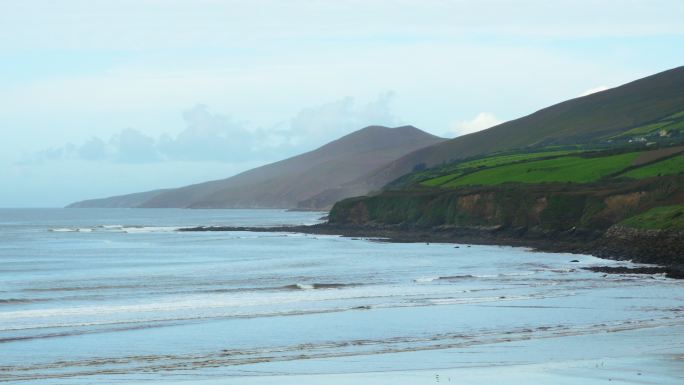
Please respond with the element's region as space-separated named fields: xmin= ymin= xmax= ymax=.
xmin=0 ymin=209 xmax=682 ymax=384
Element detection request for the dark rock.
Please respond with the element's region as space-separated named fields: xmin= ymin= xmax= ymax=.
xmin=583 ymin=266 xmax=668 ymax=276
xmin=177 ymin=222 xmax=684 ymax=279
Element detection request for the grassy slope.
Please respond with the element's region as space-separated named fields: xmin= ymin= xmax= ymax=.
xmin=366 ymin=66 xmax=684 ymax=187
xmin=621 ymin=205 xmax=684 ymax=230
xmin=329 ymin=67 xmax=684 ymax=252
xmin=417 ymin=150 xmax=582 ymax=187
xmin=442 ymin=152 xmax=641 ymax=187
xmin=621 ymin=154 xmax=684 ymax=179
xmin=331 ymin=143 xmax=684 ymax=237
xmin=413 ymin=144 xmax=683 ymax=189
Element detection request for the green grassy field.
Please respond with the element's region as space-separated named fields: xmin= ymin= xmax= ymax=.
xmin=421 ymin=173 xmax=463 ymax=187
xmin=440 ymin=152 xmax=641 ymax=187
xmin=418 ymin=150 xmax=582 ymax=187
xmin=414 ymin=144 xmax=684 ymax=189
xmin=621 ymin=204 xmax=684 ymax=230
xmin=620 ymin=154 xmax=684 ymax=179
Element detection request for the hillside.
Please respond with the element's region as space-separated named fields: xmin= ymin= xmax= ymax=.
xmin=331 ymin=145 xmax=684 ymax=227
xmin=67 ymin=189 xmax=169 ymax=208
xmin=326 ymin=67 xmax=684 ymax=272
xmin=68 ymin=125 xmax=445 ymax=209
xmin=362 ymin=66 xmax=684 ymax=189
xmin=329 ymin=145 xmax=684 ymax=273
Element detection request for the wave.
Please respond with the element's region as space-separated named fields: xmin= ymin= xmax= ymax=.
xmin=0 ymin=305 xmax=358 ymax=335
xmin=413 ymin=276 xmax=440 ymax=283
xmin=48 ymin=228 xmax=89 ymax=232
xmin=0 ymin=287 xmax=572 ymax=333
xmin=19 ymin=281 xmax=365 ymax=303
xmin=24 ymin=283 xmax=145 ymax=292
xmin=0 ymin=321 xmax=168 ymax=344
xmin=0 ymin=298 xmax=45 ymax=305
xmin=282 ymin=283 xmax=359 ymax=290
xmin=0 ymin=284 xmax=381 ymax=330
xmin=2 ymin=315 xmax=681 ymax=381
xmin=414 ymin=274 xmax=485 ymax=282
xmin=202 ymin=282 xmax=361 ymax=294
xmin=415 ymin=271 xmax=537 ymax=283
xmin=48 ymin=225 xmax=179 ymax=233
xmin=121 ymin=226 xmax=179 ymax=233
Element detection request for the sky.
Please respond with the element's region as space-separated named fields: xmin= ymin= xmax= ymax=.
xmin=1 ymin=0 xmax=683 ymax=207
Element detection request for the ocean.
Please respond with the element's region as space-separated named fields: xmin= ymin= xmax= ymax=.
xmin=1 ymin=208 xmax=682 ymax=384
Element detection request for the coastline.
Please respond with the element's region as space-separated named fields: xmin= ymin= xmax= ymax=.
xmin=179 ymin=223 xmax=684 ymax=279
xmin=6 ymin=208 xmax=683 ymax=384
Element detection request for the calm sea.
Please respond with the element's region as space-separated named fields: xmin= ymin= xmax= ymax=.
xmin=1 ymin=209 xmax=682 ymax=384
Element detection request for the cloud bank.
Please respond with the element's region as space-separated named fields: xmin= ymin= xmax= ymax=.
xmin=20 ymin=94 xmax=399 ymax=165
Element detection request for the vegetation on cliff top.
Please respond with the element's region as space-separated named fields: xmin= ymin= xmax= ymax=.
xmin=440 ymin=152 xmax=640 ymax=187
xmin=328 ymin=68 xmax=684 ymax=270
xmin=413 ymin=145 xmax=684 ymax=189
xmin=331 ymin=143 xmax=684 ymax=234
xmin=418 ymin=149 xmax=583 ymax=187
xmin=620 ymin=204 xmax=684 ymax=231
xmin=620 ymin=153 xmax=684 ymax=179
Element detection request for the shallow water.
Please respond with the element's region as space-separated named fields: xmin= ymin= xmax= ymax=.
xmin=0 ymin=209 xmax=682 ymax=384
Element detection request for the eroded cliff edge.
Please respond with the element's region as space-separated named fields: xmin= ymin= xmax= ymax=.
xmin=327 ymin=176 xmax=684 ymax=277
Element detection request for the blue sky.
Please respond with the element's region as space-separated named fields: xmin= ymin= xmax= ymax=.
xmin=1 ymin=0 xmax=683 ymax=207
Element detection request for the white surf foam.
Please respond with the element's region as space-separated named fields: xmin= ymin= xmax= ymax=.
xmin=49 ymin=225 xmax=179 ymax=234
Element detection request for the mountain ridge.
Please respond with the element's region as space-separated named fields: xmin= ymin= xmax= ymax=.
xmin=322 ymin=66 xmax=684 ymax=274
xmin=360 ymin=66 xmax=684 ymax=190
xmin=68 ymin=125 xmax=445 ymax=209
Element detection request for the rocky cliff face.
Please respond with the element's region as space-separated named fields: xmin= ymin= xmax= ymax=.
xmin=328 ymin=176 xmax=684 ymax=271
xmin=594 ymin=226 xmax=684 ymax=269
xmin=331 ymin=177 xmax=682 ymax=231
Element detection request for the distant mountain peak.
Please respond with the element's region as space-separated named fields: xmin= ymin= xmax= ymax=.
xmin=68 ymin=124 xmax=446 ymax=209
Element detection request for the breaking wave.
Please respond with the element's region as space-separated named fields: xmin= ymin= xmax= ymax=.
xmin=49 ymin=225 xmax=179 ymax=233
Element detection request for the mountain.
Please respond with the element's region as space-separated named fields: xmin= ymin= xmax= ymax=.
xmin=360 ymin=66 xmax=684 ymax=189
xmin=326 ymin=66 xmax=684 ymax=274
xmin=68 ymin=125 xmax=445 ymax=209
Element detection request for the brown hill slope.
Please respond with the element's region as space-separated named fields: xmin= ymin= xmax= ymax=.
xmin=357 ymin=66 xmax=684 ymax=190
xmin=69 ymin=125 xmax=445 ymax=209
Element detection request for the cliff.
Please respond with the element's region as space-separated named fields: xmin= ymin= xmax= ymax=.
xmin=328 ymin=176 xmax=684 ymax=273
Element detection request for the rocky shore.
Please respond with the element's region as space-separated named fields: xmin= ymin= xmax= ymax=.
xmin=179 ymin=222 xmax=684 ymax=279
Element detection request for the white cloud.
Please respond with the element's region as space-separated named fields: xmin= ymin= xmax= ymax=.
xmin=578 ymin=85 xmax=611 ymax=97
xmin=158 ymin=105 xmax=257 ymax=162
xmin=77 ymin=137 xmax=108 ymax=161
xmin=111 ymin=128 xmax=160 ymax=163
xmin=451 ymin=113 xmax=504 ymax=137
xmin=287 ymin=91 xmax=398 ymax=147
xmin=19 ymin=94 xmax=399 ymax=164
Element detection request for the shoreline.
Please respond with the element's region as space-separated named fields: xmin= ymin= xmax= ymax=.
xmin=179 ymin=223 xmax=684 ymax=279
